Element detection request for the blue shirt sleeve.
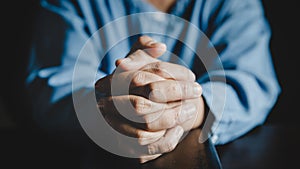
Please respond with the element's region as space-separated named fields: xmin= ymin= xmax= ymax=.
xmin=26 ymin=0 xmax=106 ymax=131
xmin=198 ymin=0 xmax=281 ymax=145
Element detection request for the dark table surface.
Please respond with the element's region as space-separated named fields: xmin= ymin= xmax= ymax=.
xmin=1 ymin=124 xmax=299 ymax=169
xmin=217 ymin=124 xmax=300 ymax=169
xmin=0 ymin=128 xmax=221 ymax=169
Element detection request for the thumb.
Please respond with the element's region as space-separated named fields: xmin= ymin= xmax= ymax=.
xmin=115 ymin=36 xmax=167 ymax=67
xmin=130 ymin=35 xmax=167 ymax=58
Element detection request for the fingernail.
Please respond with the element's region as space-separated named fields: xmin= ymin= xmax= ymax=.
xmin=193 ymin=83 xmax=202 ymax=97
xmin=147 ymin=40 xmax=157 ymax=46
xmin=148 ymin=41 xmax=166 ymax=49
xmin=178 ymin=103 xmax=196 ymax=123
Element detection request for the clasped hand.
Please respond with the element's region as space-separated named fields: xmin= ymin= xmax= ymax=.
xmin=95 ymin=36 xmax=205 ymax=163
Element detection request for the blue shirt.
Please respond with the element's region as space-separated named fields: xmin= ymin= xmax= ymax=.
xmin=27 ymin=0 xmax=280 ymax=145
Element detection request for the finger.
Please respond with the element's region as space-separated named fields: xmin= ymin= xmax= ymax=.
xmin=99 ymin=95 xmax=180 ymax=118
xmin=115 ymin=36 xmax=167 ymax=71
xmin=95 ymin=67 xmax=165 ymax=97
xmin=107 ymin=70 xmax=164 ymax=96
xmin=140 ymin=102 xmax=197 ymax=131
xmin=116 ymin=49 xmax=161 ymax=72
xmin=140 ymin=61 xmax=196 ymax=82
xmin=138 ymin=129 xmax=166 ymax=146
xmin=103 ymin=109 xmax=166 ymax=145
xmin=115 ymin=36 xmax=167 ymax=67
xmin=128 ymin=35 xmax=167 ymax=59
xmin=179 ymin=97 xmax=206 ymax=131
xmin=147 ymin=126 xmax=184 ymax=155
xmin=130 ymin=70 xmax=164 ymax=88
xmin=112 ymin=70 xmax=165 ymax=89
xmin=140 ymin=154 xmax=162 ymax=164
xmin=131 ymin=80 xmax=202 ymax=103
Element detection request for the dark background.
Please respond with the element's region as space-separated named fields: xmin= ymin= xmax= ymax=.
xmin=0 ymin=0 xmax=299 ymax=168
xmin=262 ymin=0 xmax=299 ymax=126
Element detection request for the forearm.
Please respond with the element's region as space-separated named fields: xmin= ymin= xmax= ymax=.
xmin=26 ymin=68 xmax=107 ymax=130
xmin=198 ymin=71 xmax=280 ymax=145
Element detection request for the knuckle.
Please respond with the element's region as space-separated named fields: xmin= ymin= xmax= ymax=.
xmin=152 ymin=62 xmax=161 ymax=73
xmin=138 ymin=137 xmax=149 ymax=146
xmin=148 ymin=84 xmax=163 ymax=101
xmin=131 ymin=96 xmax=142 ymax=109
xmin=142 ymin=115 xmax=153 ymax=125
xmin=153 ymin=61 xmax=161 ymax=69
xmin=148 ymin=83 xmax=158 ymax=97
xmin=148 ymin=82 xmax=157 ymax=91
xmin=131 ymin=96 xmax=150 ymax=115
xmin=173 ymin=108 xmax=181 ymax=124
xmin=132 ymin=71 xmax=145 ymax=85
xmin=144 ymin=121 xmax=153 ymax=131
xmin=136 ymin=130 xmax=145 ymax=139
xmin=168 ymin=82 xmax=181 ymax=94
xmin=181 ymin=82 xmax=189 ymax=96
xmin=134 ymin=49 xmax=145 ymax=56
xmin=162 ymin=117 xmax=176 ymax=128
xmin=134 ymin=98 xmax=145 ymax=112
xmin=163 ymin=140 xmax=176 ymax=153
xmin=138 ymin=138 xmax=144 ymax=146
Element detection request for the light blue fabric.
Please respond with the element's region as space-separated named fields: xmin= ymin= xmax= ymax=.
xmin=27 ymin=0 xmax=280 ymax=145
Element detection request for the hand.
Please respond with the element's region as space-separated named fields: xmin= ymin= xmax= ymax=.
xmin=115 ymin=36 xmax=205 ymax=133
xmin=95 ymin=36 xmax=205 ymax=163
